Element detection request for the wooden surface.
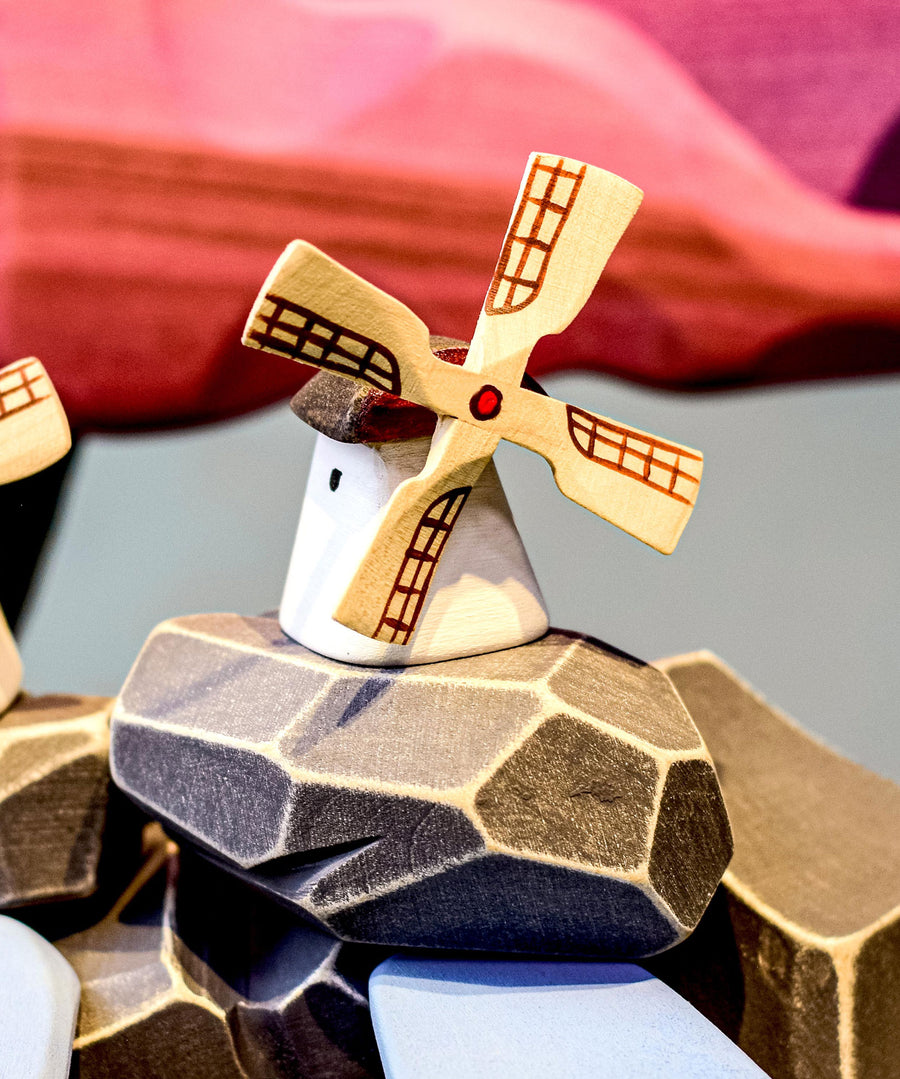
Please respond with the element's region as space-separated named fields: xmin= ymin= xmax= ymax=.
xmin=0 ymin=692 xmax=113 ymax=908
xmin=0 ymin=915 xmax=80 ymax=1079
xmin=279 ymin=432 xmax=548 ymax=664
xmin=370 ymin=955 xmax=767 ymax=1078
xmin=244 ymin=157 xmax=703 ymax=641
xmin=58 ymin=831 xmax=385 ymax=1078
xmin=111 ymin=613 xmax=731 ymax=955
xmin=650 ymin=652 xmax=900 ymax=1079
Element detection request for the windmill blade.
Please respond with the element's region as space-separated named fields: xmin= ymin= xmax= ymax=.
xmin=493 ymin=389 xmax=703 ymax=554
xmin=0 ymin=358 xmax=71 ymax=485
xmin=351 ymin=365 xmax=703 ymax=553
xmin=333 ymin=154 xmax=643 ymax=642
xmin=242 ymin=241 xmax=443 ymax=409
xmin=244 ymin=158 xmax=642 ymax=396
xmin=332 ymin=426 xmax=497 ymax=642
xmin=471 ymin=153 xmax=643 ymax=377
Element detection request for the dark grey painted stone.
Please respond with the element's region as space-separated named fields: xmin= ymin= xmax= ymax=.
xmin=0 ymin=693 xmax=128 ymax=909
xmin=59 ymin=835 xmax=385 ymax=1078
xmin=328 ymin=853 xmax=681 ymax=955
xmin=112 ymin=723 xmax=292 ymax=863
xmin=111 ymin=614 xmax=733 ymax=956
xmin=649 ymin=759 xmax=732 ymax=927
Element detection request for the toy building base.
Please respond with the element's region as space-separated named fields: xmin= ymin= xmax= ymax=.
xmin=0 ymin=915 xmax=80 ymax=1079
xmin=110 ymin=613 xmax=732 ymax=957
xmin=649 ymin=653 xmax=900 ymax=1079
xmin=369 ymin=955 xmax=767 ymax=1078
xmin=58 ymin=830 xmax=386 ymax=1079
xmin=0 ymin=692 xmax=115 ymax=907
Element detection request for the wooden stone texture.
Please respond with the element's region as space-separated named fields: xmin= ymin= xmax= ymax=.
xmin=370 ymin=955 xmax=768 ymax=1078
xmin=648 ymin=652 xmax=900 ymax=1079
xmin=0 ymin=692 xmax=114 ymax=908
xmin=110 ymin=613 xmax=732 ymax=956
xmin=58 ymin=832 xmax=385 ymax=1078
xmin=0 ymin=914 xmax=80 ymax=1079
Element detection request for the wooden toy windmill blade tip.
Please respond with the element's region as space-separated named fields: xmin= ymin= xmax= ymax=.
xmin=500 ymin=391 xmax=703 ymax=554
xmin=479 ymin=155 xmax=643 ymax=352
xmin=0 ymin=357 xmax=71 ymax=486
xmin=242 ymin=239 xmax=427 ymax=350
xmin=242 ymin=239 xmax=324 ymax=351
xmin=241 ymin=241 xmax=437 ymax=402
xmin=564 ymin=412 xmax=703 ymax=554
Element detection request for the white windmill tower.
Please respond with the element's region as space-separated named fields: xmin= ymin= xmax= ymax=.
xmin=277 ymin=340 xmax=550 ymax=666
xmin=244 ymin=153 xmax=703 ymax=666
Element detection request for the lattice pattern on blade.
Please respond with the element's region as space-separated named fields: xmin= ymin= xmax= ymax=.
xmin=486 ymin=156 xmax=586 ymax=316
xmin=567 ymin=406 xmax=702 ymax=505
xmin=375 ymin=487 xmax=473 ymax=644
xmin=248 ymin=293 xmax=402 ymax=396
xmin=0 ymin=360 xmax=50 ymax=422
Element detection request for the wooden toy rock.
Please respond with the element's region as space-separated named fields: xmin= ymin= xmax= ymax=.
xmin=58 ymin=826 xmax=386 ymax=1078
xmin=647 ymin=653 xmax=900 ymax=1079
xmin=111 ymin=152 xmax=733 ymax=962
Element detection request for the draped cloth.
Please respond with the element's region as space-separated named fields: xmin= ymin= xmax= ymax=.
xmin=2 ymin=0 xmax=898 ymax=430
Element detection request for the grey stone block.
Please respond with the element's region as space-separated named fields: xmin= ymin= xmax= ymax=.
xmin=58 ymin=832 xmax=385 ymax=1078
xmin=0 ymin=693 xmax=112 ymax=907
xmin=111 ymin=614 xmax=733 ymax=957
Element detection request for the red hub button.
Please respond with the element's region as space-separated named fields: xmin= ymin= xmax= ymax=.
xmin=469 ymin=384 xmax=503 ymax=420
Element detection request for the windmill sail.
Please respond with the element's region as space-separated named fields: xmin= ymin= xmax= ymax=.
xmin=566 ymin=406 xmax=702 ymax=506
xmin=486 ymin=157 xmax=587 ymax=315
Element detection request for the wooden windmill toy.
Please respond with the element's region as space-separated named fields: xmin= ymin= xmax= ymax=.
xmin=0 ymin=357 xmax=71 ymax=710
xmin=243 ymin=153 xmax=703 ymax=662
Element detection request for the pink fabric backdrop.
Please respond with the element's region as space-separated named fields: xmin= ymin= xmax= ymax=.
xmin=2 ymin=0 xmax=898 ymax=429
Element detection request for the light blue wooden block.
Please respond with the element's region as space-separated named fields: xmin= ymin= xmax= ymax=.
xmin=0 ymin=915 xmax=80 ymax=1079
xmin=370 ymin=956 xmax=767 ymax=1078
